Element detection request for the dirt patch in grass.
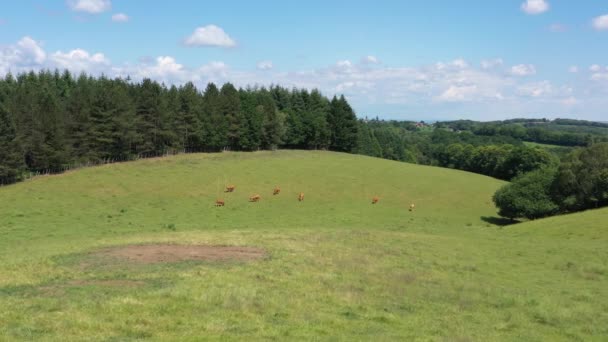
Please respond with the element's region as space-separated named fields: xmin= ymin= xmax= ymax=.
xmin=94 ymin=244 xmax=267 ymax=264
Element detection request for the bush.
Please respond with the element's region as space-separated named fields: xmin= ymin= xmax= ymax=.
xmin=493 ymin=167 xmax=559 ymax=220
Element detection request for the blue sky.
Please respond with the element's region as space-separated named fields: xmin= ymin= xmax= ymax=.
xmin=1 ymin=0 xmax=607 ymax=121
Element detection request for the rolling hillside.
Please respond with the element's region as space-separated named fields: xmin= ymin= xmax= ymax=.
xmin=0 ymin=151 xmax=605 ymax=341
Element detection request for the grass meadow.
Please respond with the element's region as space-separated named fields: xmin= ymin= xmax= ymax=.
xmin=0 ymin=151 xmax=606 ymax=341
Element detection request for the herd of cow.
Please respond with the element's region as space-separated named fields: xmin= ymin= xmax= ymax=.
xmin=215 ymin=185 xmax=303 ymax=206
xmin=215 ymin=185 xmax=415 ymax=211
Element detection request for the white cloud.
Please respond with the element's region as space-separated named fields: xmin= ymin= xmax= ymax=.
xmin=517 ymin=81 xmax=552 ymax=97
xmin=361 ymin=55 xmax=380 ymax=64
xmin=510 ymin=64 xmax=536 ymax=76
xmin=592 ymin=14 xmax=608 ymax=31
xmin=591 ymin=72 xmax=608 ymax=81
xmin=184 ymin=25 xmax=236 ymax=47
xmin=0 ymin=36 xmax=111 ymax=76
xmin=568 ymin=66 xmax=579 ymax=73
xmin=437 ymin=85 xmax=479 ymax=102
xmin=521 ymin=0 xmax=549 ymax=15
xmin=336 ymin=60 xmax=353 ymax=68
xmin=111 ymin=13 xmax=129 ymax=23
xmin=67 ymin=0 xmax=111 ymax=14
xmin=138 ymin=56 xmax=187 ymax=82
xmin=2 ymin=36 xmax=603 ymax=120
xmin=256 ymin=60 xmax=273 ymax=70
xmin=561 ymin=96 xmax=578 ymax=106
xmin=197 ymin=61 xmax=229 ymax=79
xmin=50 ymin=49 xmax=110 ymax=73
xmin=335 ymin=81 xmax=374 ymax=93
xmin=590 ymin=64 xmax=602 ymax=72
xmin=481 ymin=58 xmax=503 ymax=69
xmin=450 ymin=59 xmax=468 ymax=69
xmin=16 ymin=36 xmax=47 ymax=64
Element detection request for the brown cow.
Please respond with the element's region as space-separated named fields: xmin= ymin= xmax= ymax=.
xmin=249 ymin=194 xmax=261 ymax=202
xmin=298 ymin=192 xmax=304 ymax=201
xmin=372 ymin=196 xmax=380 ymax=204
xmin=215 ymin=199 xmax=225 ymax=207
xmin=273 ymin=187 xmax=281 ymax=195
xmin=225 ymin=185 xmax=236 ymax=193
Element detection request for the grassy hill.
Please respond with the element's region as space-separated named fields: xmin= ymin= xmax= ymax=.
xmin=0 ymin=150 xmax=606 ymax=341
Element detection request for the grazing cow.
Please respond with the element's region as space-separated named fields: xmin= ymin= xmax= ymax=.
xmin=409 ymin=203 xmax=415 ymax=211
xmin=273 ymin=187 xmax=281 ymax=195
xmin=298 ymin=192 xmax=304 ymax=202
xmin=215 ymin=199 xmax=225 ymax=207
xmin=249 ymin=194 xmax=261 ymax=202
xmin=372 ymin=196 xmax=380 ymax=204
xmin=225 ymin=185 xmax=236 ymax=193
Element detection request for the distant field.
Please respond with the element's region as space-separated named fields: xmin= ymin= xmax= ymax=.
xmin=542 ymin=123 xmax=608 ymax=135
xmin=0 ymin=151 xmax=606 ymax=341
xmin=523 ymin=141 xmax=566 ymax=149
xmin=523 ymin=141 xmax=575 ymax=156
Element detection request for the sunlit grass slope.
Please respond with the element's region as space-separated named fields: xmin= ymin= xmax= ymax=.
xmin=0 ymin=150 xmax=502 ymax=258
xmin=0 ymin=150 xmax=606 ymax=341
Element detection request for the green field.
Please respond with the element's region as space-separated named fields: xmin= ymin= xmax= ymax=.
xmin=523 ymin=141 xmax=566 ymax=149
xmin=0 ymin=151 xmax=606 ymax=341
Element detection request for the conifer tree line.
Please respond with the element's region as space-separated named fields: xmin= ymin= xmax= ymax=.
xmin=0 ymin=70 xmax=359 ymax=185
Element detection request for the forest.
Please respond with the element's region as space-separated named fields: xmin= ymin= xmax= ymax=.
xmin=0 ymin=70 xmax=358 ymax=185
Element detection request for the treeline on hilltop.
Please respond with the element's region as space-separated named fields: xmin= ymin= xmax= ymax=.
xmin=0 ymin=70 xmax=358 ymax=185
xmin=0 ymin=66 xmax=556 ymax=187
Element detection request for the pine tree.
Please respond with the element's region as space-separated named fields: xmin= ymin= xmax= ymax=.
xmin=66 ymin=73 xmax=95 ymax=161
xmin=239 ymin=88 xmax=262 ymax=150
xmin=258 ymin=88 xmax=284 ymax=149
xmin=302 ymin=89 xmax=331 ymax=149
xmin=328 ymin=95 xmax=359 ymax=152
xmin=0 ymin=104 xmax=24 ymax=184
xmin=134 ymin=79 xmax=169 ymax=156
xmin=175 ymin=82 xmax=202 ymax=152
xmin=88 ymin=78 xmax=138 ymax=161
xmin=219 ymin=83 xmax=248 ymax=150
xmin=200 ymin=83 xmax=226 ymax=150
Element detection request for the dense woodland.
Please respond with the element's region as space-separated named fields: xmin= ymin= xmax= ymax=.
xmin=0 ymin=70 xmax=358 ymax=185
xmin=1 ymin=70 xmax=607 ymax=221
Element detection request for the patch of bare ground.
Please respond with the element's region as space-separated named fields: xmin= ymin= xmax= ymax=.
xmin=94 ymin=244 xmax=267 ymax=264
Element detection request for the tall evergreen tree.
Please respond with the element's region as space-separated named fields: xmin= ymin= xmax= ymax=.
xmin=0 ymin=104 xmax=24 ymax=184
xmin=328 ymin=95 xmax=359 ymax=152
xmin=134 ymin=79 xmax=169 ymax=156
xmin=200 ymin=83 xmax=226 ymax=150
xmin=219 ymin=83 xmax=248 ymax=150
xmin=66 ymin=74 xmax=95 ymax=161
xmin=175 ymin=82 xmax=202 ymax=152
xmin=239 ymin=88 xmax=263 ymax=150
xmin=302 ymin=89 xmax=330 ymax=149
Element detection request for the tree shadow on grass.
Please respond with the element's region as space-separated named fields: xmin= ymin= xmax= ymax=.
xmin=481 ymin=216 xmax=519 ymax=227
